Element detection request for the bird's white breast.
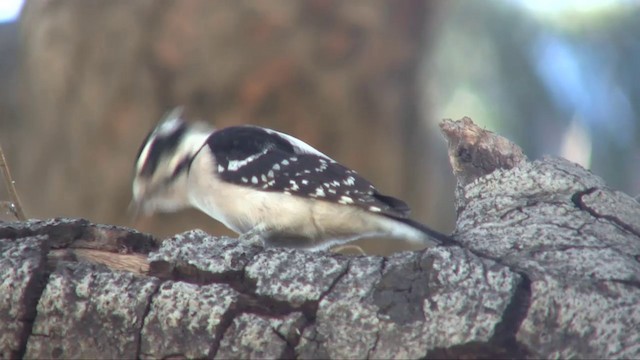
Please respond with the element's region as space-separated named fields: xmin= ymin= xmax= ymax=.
xmin=187 ymin=148 xmax=317 ymax=235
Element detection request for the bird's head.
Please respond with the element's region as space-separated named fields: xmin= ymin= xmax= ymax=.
xmin=131 ymin=108 xmax=212 ymax=217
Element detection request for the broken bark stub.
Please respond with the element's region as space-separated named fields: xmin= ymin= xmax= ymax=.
xmin=443 ymin=118 xmax=640 ymax=358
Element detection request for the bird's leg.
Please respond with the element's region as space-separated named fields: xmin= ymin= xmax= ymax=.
xmin=239 ymin=225 xmax=269 ymax=248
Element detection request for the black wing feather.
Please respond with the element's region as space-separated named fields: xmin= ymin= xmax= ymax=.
xmin=208 ymin=126 xmax=294 ymax=166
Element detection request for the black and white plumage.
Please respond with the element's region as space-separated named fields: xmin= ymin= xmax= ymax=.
xmin=132 ymin=108 xmax=452 ymax=251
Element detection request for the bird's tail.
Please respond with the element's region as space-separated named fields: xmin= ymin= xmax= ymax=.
xmin=388 ymin=216 xmax=457 ymax=247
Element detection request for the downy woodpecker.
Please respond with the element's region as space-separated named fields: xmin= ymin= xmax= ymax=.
xmin=132 ymin=108 xmax=452 ymax=251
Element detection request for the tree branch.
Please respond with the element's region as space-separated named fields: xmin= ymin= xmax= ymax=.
xmin=1 ymin=118 xmax=639 ymax=359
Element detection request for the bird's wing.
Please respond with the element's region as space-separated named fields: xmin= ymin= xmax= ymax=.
xmin=205 ymin=126 xmax=411 ymax=218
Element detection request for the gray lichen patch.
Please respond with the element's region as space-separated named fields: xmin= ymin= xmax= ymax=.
xmin=456 ymin=158 xmax=604 ymax=228
xmin=577 ymin=187 xmax=640 ymax=237
xmin=528 ymin=245 xmax=640 ymax=282
xmin=297 ymin=301 xmax=381 ymax=359
xmin=24 ymin=262 xmax=159 ymax=359
xmin=460 ymin=158 xmax=605 ymax=208
xmin=296 ymin=247 xmax=519 ymax=359
xmin=0 ymin=236 xmax=47 ymax=359
xmin=371 ymin=248 xmax=518 ymax=358
xmin=296 ymin=256 xmax=384 ymax=359
xmin=148 ymin=229 xmax=261 ymax=277
xmin=419 ymin=247 xmax=517 ymax=341
xmin=244 ymin=248 xmax=349 ymax=306
xmin=140 ymin=281 xmax=239 ymax=359
xmin=452 ymin=154 xmax=640 ymax=358
xmin=215 ymin=312 xmax=305 ymax=359
xmin=323 ymin=255 xmax=384 ymax=303
xmin=455 ymin=156 xmax=640 ymax=283
xmin=519 ymin=276 xmax=640 ymax=359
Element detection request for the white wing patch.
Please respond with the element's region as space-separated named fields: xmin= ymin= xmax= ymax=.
xmin=227 ymin=149 xmax=269 ymax=171
xmin=262 ymin=128 xmax=334 ymax=161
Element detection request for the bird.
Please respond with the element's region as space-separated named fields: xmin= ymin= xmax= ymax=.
xmin=131 ymin=108 xmax=453 ymax=251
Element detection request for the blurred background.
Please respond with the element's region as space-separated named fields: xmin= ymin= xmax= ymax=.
xmin=0 ymin=0 xmax=638 ymax=254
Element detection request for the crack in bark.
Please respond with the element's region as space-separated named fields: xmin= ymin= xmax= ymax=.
xmin=304 ymin=260 xmax=351 ymax=320
xmin=272 ymin=326 xmax=295 ymax=359
xmin=287 ymin=262 xmax=351 ymax=357
xmin=604 ymin=278 xmax=640 ymax=289
xmin=206 ymin=260 xmax=351 ymax=358
xmin=273 ymin=316 xmax=309 ymax=360
xmin=572 ymin=187 xmax=640 ymax=239
xmin=418 ymin=241 xmax=535 ymax=358
xmin=424 ymin=273 xmax=533 ymax=359
xmin=14 ymin=238 xmax=50 ymax=360
xmin=135 ymin=280 xmax=161 ymax=359
xmin=366 ymin=331 xmax=380 ymax=359
xmin=207 ymin=299 xmax=239 ymax=359
xmin=488 ymin=272 xmax=532 ymax=357
xmin=527 ymin=244 xmax=610 ymax=256
xmin=159 ymin=353 xmax=186 ymax=360
xmin=148 ymin=247 xmax=352 ymax=358
xmin=287 ymin=317 xmax=318 ymax=359
xmin=499 ymin=206 xmax=527 ymax=221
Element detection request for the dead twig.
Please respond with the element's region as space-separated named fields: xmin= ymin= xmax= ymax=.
xmin=0 ymin=201 xmax=20 ymax=219
xmin=0 ymin=143 xmax=26 ymax=220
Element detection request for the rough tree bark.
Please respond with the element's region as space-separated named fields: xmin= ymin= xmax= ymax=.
xmin=1 ymin=118 xmax=639 ymax=359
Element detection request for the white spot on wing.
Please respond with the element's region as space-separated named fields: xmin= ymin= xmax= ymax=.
xmin=343 ymin=176 xmax=356 ymax=186
xmin=268 ymin=170 xmax=274 ymax=178
xmin=339 ymin=196 xmax=353 ymax=204
xmin=314 ymin=187 xmax=326 ymax=197
xmin=369 ymin=206 xmax=382 ymax=212
xmin=241 ymin=177 xmax=248 ymax=183
xmin=218 ymin=165 xmax=225 ymax=173
xmin=251 ymin=176 xmax=258 ymax=184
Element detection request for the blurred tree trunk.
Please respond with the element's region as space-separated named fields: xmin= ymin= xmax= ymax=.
xmin=15 ymin=0 xmax=446 ymax=254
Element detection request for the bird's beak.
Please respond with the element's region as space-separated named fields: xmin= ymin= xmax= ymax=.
xmin=128 ymin=199 xmax=143 ymax=222
xmin=130 ymin=180 xmax=148 ymax=223
xmin=128 ymin=197 xmax=147 ymax=227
